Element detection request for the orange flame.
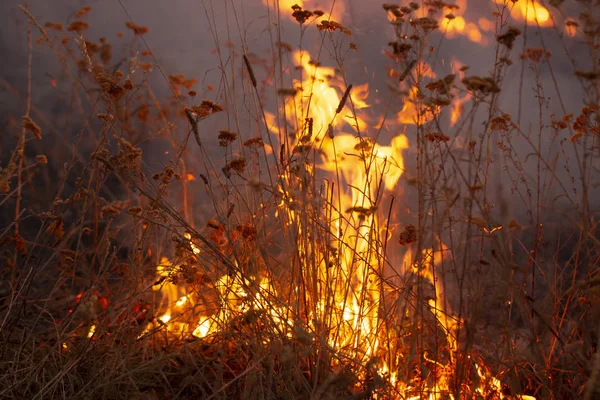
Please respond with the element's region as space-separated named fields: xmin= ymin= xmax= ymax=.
xmin=495 ymin=0 xmax=552 ymax=27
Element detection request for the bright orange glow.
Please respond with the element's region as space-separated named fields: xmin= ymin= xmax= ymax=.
xmin=450 ymin=58 xmax=471 ymax=127
xmin=442 ymin=15 xmax=485 ymax=45
xmin=263 ymin=0 xmax=344 ymax=23
xmin=565 ymin=20 xmax=578 ymax=37
xmin=478 ymin=17 xmax=495 ymax=32
xmin=87 ymin=324 xmax=96 ymax=339
xmin=495 ymin=0 xmax=552 ymax=27
xmin=466 ymin=22 xmax=484 ymax=43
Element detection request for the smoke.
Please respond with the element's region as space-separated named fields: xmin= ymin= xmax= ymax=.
xmin=1 ymin=0 xmax=594 ymax=229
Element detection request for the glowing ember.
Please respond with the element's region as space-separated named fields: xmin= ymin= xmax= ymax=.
xmin=87 ymin=324 xmax=96 ymax=339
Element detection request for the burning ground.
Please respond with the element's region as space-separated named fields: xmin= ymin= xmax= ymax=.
xmin=1 ymin=0 xmax=600 ymax=399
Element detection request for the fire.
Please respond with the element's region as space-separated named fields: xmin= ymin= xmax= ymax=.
xmin=143 ymin=18 xmax=535 ymax=400
xmin=450 ymin=58 xmax=471 ymax=127
xmin=441 ymin=15 xmax=485 ymax=45
xmin=494 ymin=0 xmax=551 ymax=27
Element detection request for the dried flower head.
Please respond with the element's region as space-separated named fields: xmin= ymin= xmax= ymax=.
xmin=425 ymin=74 xmax=455 ymax=94
xmin=388 ymin=41 xmax=413 ymax=56
xmin=236 ymin=224 xmax=258 ymax=242
xmin=317 ymin=20 xmax=352 ymax=35
xmin=22 ymin=115 xmax=42 ymax=139
xmin=188 ymin=100 xmax=224 ymax=119
xmin=490 ymin=114 xmax=512 ymax=132
xmin=497 ymin=26 xmax=521 ymax=50
xmin=575 ymin=70 xmax=600 ymax=80
xmin=218 ymin=129 xmax=237 ymax=147
xmin=223 ymin=157 xmax=246 ymax=177
xmin=128 ymin=206 xmax=142 ymax=215
xmin=291 ymin=5 xmax=313 ymax=24
xmin=94 ymin=69 xmax=125 ymax=98
xmin=101 ymin=205 xmax=120 ymax=216
xmin=462 ymin=75 xmax=500 ymax=94
xmin=424 ymin=132 xmax=450 ymax=143
xmin=354 ymin=137 xmax=374 ymax=152
xmin=75 ymin=6 xmax=92 ymax=18
xmin=244 ymin=137 xmax=264 ymax=147
xmin=67 ymin=20 xmax=90 ymax=33
xmin=399 ymin=224 xmax=417 ymax=245
xmin=45 ymin=22 xmax=63 ymax=30
xmin=410 ymin=17 xmax=438 ymax=32
xmin=46 ymin=219 xmax=64 ymax=239
xmin=113 ymin=138 xmax=142 ymax=171
xmin=125 ymin=21 xmax=149 ymax=35
xmin=521 ymin=48 xmax=552 ymax=63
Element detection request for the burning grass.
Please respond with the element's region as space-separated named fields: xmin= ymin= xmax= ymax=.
xmin=1 ymin=0 xmax=600 ymax=399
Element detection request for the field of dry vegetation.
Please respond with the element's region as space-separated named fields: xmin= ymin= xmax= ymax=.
xmin=1 ymin=0 xmax=600 ymax=399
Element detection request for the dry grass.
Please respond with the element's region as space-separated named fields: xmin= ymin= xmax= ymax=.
xmin=1 ymin=1 xmax=599 ymax=399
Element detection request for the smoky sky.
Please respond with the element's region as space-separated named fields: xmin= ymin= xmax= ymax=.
xmin=1 ymin=0 xmax=594 ymax=223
